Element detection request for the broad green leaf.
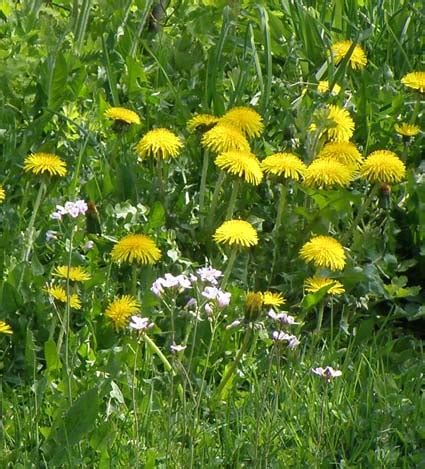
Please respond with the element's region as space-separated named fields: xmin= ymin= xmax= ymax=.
xmin=44 ymin=339 xmax=61 ymax=372
xmin=147 ymin=201 xmax=165 ymax=230
xmin=46 ymin=387 xmax=100 ymax=464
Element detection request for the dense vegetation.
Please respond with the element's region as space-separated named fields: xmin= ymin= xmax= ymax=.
xmin=0 ymin=0 xmax=424 ymax=467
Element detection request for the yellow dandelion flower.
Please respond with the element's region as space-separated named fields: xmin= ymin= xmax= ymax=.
xmin=215 ymin=151 xmax=263 ymax=185
xmin=304 ymin=276 xmax=345 ymax=296
xmin=317 ymin=80 xmax=341 ymax=95
xmin=213 ymin=219 xmax=258 ymax=248
xmin=45 ymin=286 xmax=81 ymax=310
xmin=0 ymin=320 xmax=13 ymax=335
xmin=201 ymin=124 xmax=250 ymax=154
xmin=111 ymin=233 xmax=161 ymax=265
xmin=360 ymin=150 xmax=406 ymax=184
xmin=187 ymin=113 xmax=219 ymax=132
xmin=136 ymin=128 xmax=183 ymax=160
xmin=261 ymin=152 xmax=306 ymax=181
xmin=395 ymin=123 xmax=420 ymax=137
xmin=304 ymin=159 xmax=353 ymax=188
xmin=219 ymin=106 xmax=264 ymax=138
xmin=317 ymin=142 xmax=363 ymax=169
xmin=401 ymin=71 xmax=425 ymax=93
xmin=326 ymin=105 xmax=355 ymax=142
xmin=105 ymin=295 xmax=140 ymax=330
xmin=24 ymin=153 xmax=67 ymax=177
xmin=262 ymin=291 xmax=286 ymax=307
xmin=300 ymin=235 xmax=346 ymax=271
xmin=331 ymin=40 xmax=367 ymax=70
xmin=0 ymin=185 xmax=5 ymax=203
xmin=53 ymin=266 xmax=91 ymax=282
xmin=104 ymin=107 xmax=141 ymax=125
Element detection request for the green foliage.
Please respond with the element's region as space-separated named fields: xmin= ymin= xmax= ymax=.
xmin=0 ymin=0 xmax=424 ymax=466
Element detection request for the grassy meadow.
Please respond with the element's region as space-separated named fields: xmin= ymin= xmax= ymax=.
xmin=0 ymin=0 xmax=424 ymax=467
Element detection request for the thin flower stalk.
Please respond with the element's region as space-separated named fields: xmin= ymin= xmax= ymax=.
xmin=220 ymin=247 xmax=238 ymax=289
xmin=270 ymin=184 xmax=288 ymax=282
xmin=21 ymin=181 xmax=46 ymax=264
xmin=225 ymin=179 xmax=240 ymax=219
xmin=207 ymin=172 xmax=226 ymax=228
xmin=131 ymin=264 xmax=138 ymax=297
xmin=315 ymin=301 xmax=325 ymax=335
xmin=342 ymin=184 xmax=379 ymax=243
xmin=199 ymin=149 xmax=210 ymax=219
xmin=213 ymin=325 xmax=253 ymax=401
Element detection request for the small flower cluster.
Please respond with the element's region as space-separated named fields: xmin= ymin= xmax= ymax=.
xmin=151 ymin=273 xmax=192 ymax=296
xmin=51 ymin=200 xmax=88 ymax=220
xmin=194 ymin=266 xmax=222 ymax=285
xmin=268 ymin=309 xmax=300 ymax=349
xmin=201 ymin=286 xmax=231 ymax=314
xmin=129 ymin=315 xmax=154 ymax=332
xmin=151 ymin=266 xmax=231 ymax=318
xmin=312 ymin=366 xmax=342 ymax=381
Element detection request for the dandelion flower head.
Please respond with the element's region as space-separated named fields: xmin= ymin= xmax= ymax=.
xmin=317 ymin=80 xmax=341 ymax=95
xmin=219 ymin=106 xmax=264 ymax=138
xmin=45 ymin=285 xmax=81 ymax=309
xmin=105 ymin=295 xmax=141 ymax=330
xmin=262 ymin=291 xmax=286 ymax=307
xmin=213 ymin=219 xmax=258 ymax=248
xmin=104 ymin=107 xmax=141 ymax=125
xmin=215 ymin=151 xmax=263 ymax=185
xmin=360 ymin=150 xmax=406 ymax=184
xmin=201 ymin=124 xmax=250 ymax=154
xmin=326 ymin=105 xmax=355 ymax=142
xmin=54 ymin=266 xmax=91 ymax=282
xmin=304 ymin=276 xmax=345 ymax=296
xmin=187 ymin=113 xmax=219 ymax=132
xmin=395 ymin=123 xmax=420 ymax=137
xmin=0 ymin=320 xmax=12 ymax=335
xmin=317 ymin=142 xmax=363 ymax=169
xmin=261 ymin=152 xmax=306 ymax=181
xmin=245 ymin=291 xmax=264 ymax=311
xmin=136 ymin=128 xmax=183 ymax=160
xmin=111 ymin=233 xmax=161 ymax=265
xmin=304 ymin=159 xmax=353 ymax=188
xmin=300 ymin=235 xmax=346 ymax=271
xmin=24 ymin=153 xmax=67 ymax=177
xmin=331 ymin=40 xmax=367 ymax=69
xmin=401 ymin=72 xmax=425 ymax=93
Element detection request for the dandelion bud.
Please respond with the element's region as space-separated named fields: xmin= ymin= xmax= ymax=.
xmin=244 ymin=291 xmax=263 ymax=322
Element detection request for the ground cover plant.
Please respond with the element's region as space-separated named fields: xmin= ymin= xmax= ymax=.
xmin=1 ymin=0 xmax=424 ymax=467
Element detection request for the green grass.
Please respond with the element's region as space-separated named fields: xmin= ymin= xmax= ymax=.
xmin=0 ymin=0 xmax=424 ymax=467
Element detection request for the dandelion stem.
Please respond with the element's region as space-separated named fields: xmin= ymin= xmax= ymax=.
xmin=199 ymin=149 xmax=210 ymax=218
xmin=315 ymin=301 xmax=325 ymax=335
xmin=270 ymin=184 xmax=287 ymax=283
xmin=143 ymin=334 xmax=174 ymax=375
xmin=208 ymin=172 xmax=226 ymax=228
xmin=221 ymin=247 xmax=238 ymax=288
xmin=342 ymin=183 xmax=379 ymax=244
xmin=156 ymin=159 xmax=166 ymax=207
xmin=410 ymin=98 xmax=421 ymax=123
xmin=273 ymin=183 xmax=287 ymax=235
xmin=225 ymin=178 xmax=240 ymax=219
xmin=214 ymin=325 xmax=253 ymax=401
xmin=143 ymin=333 xmax=184 ymax=403
xmin=131 ymin=264 xmax=138 ymax=297
xmin=22 ymin=181 xmax=46 ymax=263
